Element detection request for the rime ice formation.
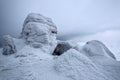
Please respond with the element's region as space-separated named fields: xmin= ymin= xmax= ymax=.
xmin=2 ymin=35 xmax=17 ymax=55
xmin=21 ymin=13 xmax=57 ymax=53
xmin=53 ymin=41 xmax=72 ymax=56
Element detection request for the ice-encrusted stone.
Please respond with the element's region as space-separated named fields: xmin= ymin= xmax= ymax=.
xmin=75 ymin=40 xmax=116 ymax=59
xmin=22 ymin=13 xmax=57 ymax=37
xmin=2 ymin=35 xmax=17 ymax=55
xmin=53 ymin=41 xmax=72 ymax=56
xmin=21 ymin=13 xmax=57 ymax=54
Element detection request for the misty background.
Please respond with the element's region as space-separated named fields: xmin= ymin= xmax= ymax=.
xmin=0 ymin=0 xmax=120 ymax=46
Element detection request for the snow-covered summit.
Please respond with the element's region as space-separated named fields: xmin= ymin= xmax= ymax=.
xmin=0 ymin=13 xmax=120 ymax=80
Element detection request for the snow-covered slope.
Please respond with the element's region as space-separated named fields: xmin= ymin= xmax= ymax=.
xmin=0 ymin=45 xmax=71 ymax=80
xmin=0 ymin=44 xmax=120 ymax=80
xmin=55 ymin=49 xmax=109 ymax=80
xmin=69 ymin=30 xmax=120 ymax=60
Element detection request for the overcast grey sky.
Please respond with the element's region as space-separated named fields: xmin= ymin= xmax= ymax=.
xmin=0 ymin=0 xmax=120 ymax=38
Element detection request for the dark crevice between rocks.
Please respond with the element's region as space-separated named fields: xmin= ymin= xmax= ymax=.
xmin=52 ymin=41 xmax=72 ymax=56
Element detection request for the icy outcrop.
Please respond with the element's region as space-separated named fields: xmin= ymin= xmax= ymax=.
xmin=75 ymin=40 xmax=116 ymax=59
xmin=2 ymin=35 xmax=17 ymax=55
xmin=53 ymin=41 xmax=72 ymax=56
xmin=21 ymin=13 xmax=57 ymax=53
xmin=54 ymin=49 xmax=108 ymax=80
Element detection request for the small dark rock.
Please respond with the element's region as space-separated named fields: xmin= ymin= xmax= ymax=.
xmin=53 ymin=41 xmax=72 ymax=56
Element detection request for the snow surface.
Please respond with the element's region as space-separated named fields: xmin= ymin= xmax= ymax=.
xmin=0 ymin=36 xmax=120 ymax=80
xmin=54 ymin=49 xmax=108 ymax=80
xmin=0 ymin=45 xmax=70 ymax=80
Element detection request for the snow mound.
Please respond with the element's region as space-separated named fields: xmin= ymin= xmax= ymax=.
xmin=80 ymin=40 xmax=116 ymax=59
xmin=2 ymin=35 xmax=17 ymax=55
xmin=54 ymin=49 xmax=108 ymax=80
xmin=69 ymin=30 xmax=120 ymax=60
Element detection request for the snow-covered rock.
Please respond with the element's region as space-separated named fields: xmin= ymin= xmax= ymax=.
xmin=75 ymin=40 xmax=116 ymax=59
xmin=2 ymin=35 xmax=17 ymax=55
xmin=21 ymin=13 xmax=57 ymax=54
xmin=69 ymin=30 xmax=120 ymax=60
xmin=53 ymin=41 xmax=72 ymax=55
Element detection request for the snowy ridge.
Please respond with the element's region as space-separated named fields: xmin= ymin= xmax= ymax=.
xmin=69 ymin=30 xmax=120 ymax=60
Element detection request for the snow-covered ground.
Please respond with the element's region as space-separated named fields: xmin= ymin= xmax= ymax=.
xmin=0 ymin=45 xmax=70 ymax=80
xmin=0 ymin=30 xmax=120 ymax=80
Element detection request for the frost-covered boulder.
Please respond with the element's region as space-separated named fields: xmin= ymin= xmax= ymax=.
xmin=2 ymin=35 xmax=17 ymax=55
xmin=76 ymin=40 xmax=116 ymax=59
xmin=53 ymin=41 xmax=72 ymax=56
xmin=21 ymin=13 xmax=57 ymax=38
xmin=21 ymin=13 xmax=57 ymax=53
xmin=54 ymin=49 xmax=108 ymax=80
